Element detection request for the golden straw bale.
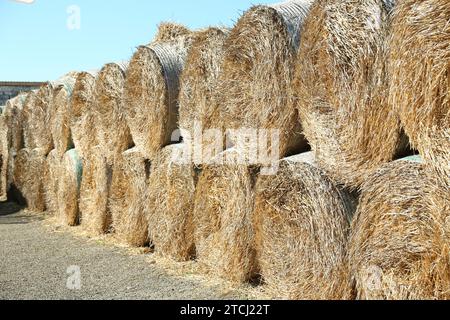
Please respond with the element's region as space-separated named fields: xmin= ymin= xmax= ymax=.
xmin=110 ymin=147 xmax=149 ymax=247
xmin=178 ymin=27 xmax=229 ymax=163
xmin=216 ymin=1 xmax=313 ymax=160
xmin=349 ymin=157 xmax=449 ymax=300
xmin=0 ymin=115 xmax=8 ymax=201
xmin=12 ymin=148 xmax=30 ymax=203
xmin=13 ymin=148 xmax=46 ymax=212
xmin=79 ymin=147 xmax=111 ymax=235
xmin=51 ymin=73 xmax=79 ymax=157
xmin=146 ymin=144 xmax=196 ymax=261
xmin=253 ymin=152 xmax=355 ymax=299
xmin=32 ymin=83 xmax=54 ymax=153
xmin=22 ymin=90 xmax=38 ymax=150
xmin=293 ymin=0 xmax=407 ymax=189
xmin=70 ymin=71 xmax=98 ymax=160
xmin=44 ymin=149 xmax=61 ymax=215
xmin=193 ymin=148 xmax=257 ymax=283
xmin=4 ymin=94 xmax=27 ymax=192
xmin=124 ymin=23 xmax=193 ymax=159
xmin=57 ymin=149 xmax=83 ymax=226
xmin=23 ymin=73 xmax=79 ymax=155
xmin=94 ymin=62 xmax=133 ymax=165
xmin=4 ymin=93 xmax=26 ymax=153
xmin=388 ymin=0 xmax=449 ymax=191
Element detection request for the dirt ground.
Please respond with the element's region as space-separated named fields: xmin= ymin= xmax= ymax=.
xmin=0 ymin=202 xmax=264 ymax=300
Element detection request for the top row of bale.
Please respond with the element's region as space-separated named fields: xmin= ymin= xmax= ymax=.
xmin=4 ymin=0 xmax=447 ymax=193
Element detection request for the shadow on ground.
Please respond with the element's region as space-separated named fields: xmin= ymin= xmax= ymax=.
xmin=0 ymin=202 xmax=43 ymax=225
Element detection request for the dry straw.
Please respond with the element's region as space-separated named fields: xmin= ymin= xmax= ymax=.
xmin=13 ymin=148 xmax=46 ymax=212
xmin=124 ymin=23 xmax=193 ymax=159
xmin=94 ymin=61 xmax=133 ymax=165
xmin=178 ymin=27 xmax=229 ymax=163
xmin=22 ymin=90 xmax=38 ymax=150
xmin=4 ymin=93 xmax=26 ymax=153
xmin=51 ymin=73 xmax=79 ymax=158
xmin=293 ymin=0 xmax=407 ymax=189
xmin=349 ymin=157 xmax=449 ymax=300
xmin=147 ymin=144 xmax=196 ymax=261
xmin=253 ymin=152 xmax=355 ymax=299
xmin=12 ymin=148 xmax=29 ymax=202
xmin=44 ymin=149 xmax=61 ymax=215
xmin=193 ymin=148 xmax=257 ymax=283
xmin=80 ymin=62 xmax=132 ymax=234
xmin=70 ymin=71 xmax=98 ymax=160
xmin=57 ymin=149 xmax=83 ymax=226
xmin=0 ymin=114 xmax=9 ymax=201
xmin=152 ymin=22 xmax=192 ymax=43
xmin=26 ymin=73 xmax=79 ymax=155
xmin=31 ymin=83 xmax=54 ymax=153
xmin=79 ymin=147 xmax=111 ymax=235
xmin=4 ymin=94 xmax=27 ymax=192
xmin=216 ymin=0 xmax=312 ymax=160
xmin=388 ymin=0 xmax=449 ymax=191
xmin=110 ymin=147 xmax=149 ymax=247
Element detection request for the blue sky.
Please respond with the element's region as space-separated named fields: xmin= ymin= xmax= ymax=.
xmin=0 ymin=0 xmax=273 ymax=82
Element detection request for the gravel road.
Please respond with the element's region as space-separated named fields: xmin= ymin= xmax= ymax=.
xmin=0 ymin=202 xmax=257 ymax=300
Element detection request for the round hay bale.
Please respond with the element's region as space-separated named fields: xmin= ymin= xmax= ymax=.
xmin=56 ymin=149 xmax=82 ymax=226
xmin=349 ymin=157 xmax=450 ymax=300
xmin=216 ymin=0 xmax=312 ymax=160
xmin=0 ymin=115 xmax=9 ymax=201
xmin=22 ymin=90 xmax=38 ymax=150
xmin=79 ymin=147 xmax=111 ymax=235
xmin=12 ymin=148 xmax=30 ymax=203
xmin=178 ymin=27 xmax=229 ymax=163
xmin=146 ymin=144 xmax=196 ymax=261
xmin=193 ymin=148 xmax=257 ymax=283
xmin=4 ymin=94 xmax=27 ymax=191
xmin=253 ymin=152 xmax=355 ymax=300
xmin=24 ymin=73 xmax=79 ymax=155
xmin=94 ymin=62 xmax=133 ymax=165
xmin=110 ymin=147 xmax=149 ymax=247
xmin=13 ymin=148 xmax=46 ymax=212
xmin=124 ymin=24 xmax=193 ymax=159
xmin=30 ymin=84 xmax=56 ymax=154
xmin=388 ymin=0 xmax=450 ymax=191
xmin=70 ymin=71 xmax=98 ymax=160
xmin=293 ymin=0 xmax=407 ymax=189
xmin=44 ymin=149 xmax=61 ymax=215
xmin=51 ymin=73 xmax=79 ymax=158
xmin=4 ymin=93 xmax=26 ymax=153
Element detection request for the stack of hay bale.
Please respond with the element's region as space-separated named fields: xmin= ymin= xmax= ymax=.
xmin=106 ymin=23 xmax=195 ymax=247
xmin=3 ymin=0 xmax=448 ymax=300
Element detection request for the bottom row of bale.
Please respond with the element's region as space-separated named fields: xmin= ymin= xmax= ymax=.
xmin=10 ymin=144 xmax=450 ymax=300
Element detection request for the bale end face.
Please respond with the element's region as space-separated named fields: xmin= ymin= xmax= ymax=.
xmin=79 ymin=148 xmax=111 ymax=235
xmin=13 ymin=148 xmax=47 ymax=212
xmin=349 ymin=159 xmax=450 ymax=300
xmin=147 ymin=144 xmax=196 ymax=261
xmin=193 ymin=148 xmax=257 ymax=283
xmin=110 ymin=147 xmax=149 ymax=247
xmin=94 ymin=62 xmax=133 ymax=165
xmin=57 ymin=149 xmax=83 ymax=227
xmin=217 ymin=2 xmax=312 ymax=160
xmin=294 ymin=0 xmax=406 ymax=189
xmin=254 ymin=152 xmax=355 ymax=299
xmin=388 ymin=0 xmax=450 ymax=190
